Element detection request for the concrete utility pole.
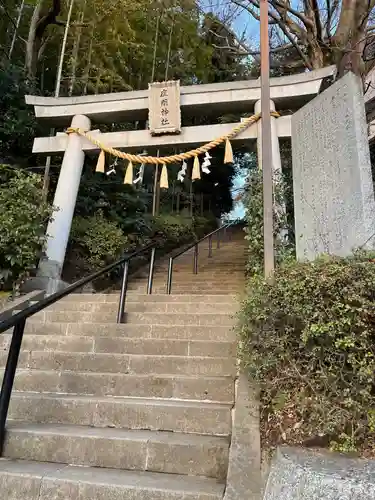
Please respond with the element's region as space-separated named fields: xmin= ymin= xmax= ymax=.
xmin=260 ymin=0 xmax=275 ymax=276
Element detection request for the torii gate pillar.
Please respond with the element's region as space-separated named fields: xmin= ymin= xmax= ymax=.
xmin=38 ymin=114 xmax=91 ymax=291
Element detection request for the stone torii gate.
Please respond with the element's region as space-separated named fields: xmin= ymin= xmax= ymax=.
xmin=26 ymin=66 xmax=336 ymax=291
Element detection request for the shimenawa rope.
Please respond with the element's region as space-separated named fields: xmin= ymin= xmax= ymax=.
xmin=66 ymin=111 xmax=279 ymax=165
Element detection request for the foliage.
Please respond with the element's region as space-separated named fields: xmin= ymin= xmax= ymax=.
xmin=152 ymin=213 xmax=217 ymax=248
xmin=0 ymin=63 xmax=38 ymax=165
xmin=239 ymin=254 xmax=375 ymax=455
xmin=244 ymin=168 xmax=292 ymax=275
xmin=69 ymin=211 xmax=130 ymax=271
xmin=201 ymin=13 xmax=251 ymax=83
xmin=192 ymin=214 xmax=217 ymax=238
xmin=193 ymin=151 xmax=236 ymax=217
xmin=28 ymin=0 xmax=218 ymax=94
xmin=72 ymin=169 xmax=151 ymax=241
xmin=152 ymin=214 xmax=196 ymax=246
xmin=0 ymin=166 xmax=53 ymax=289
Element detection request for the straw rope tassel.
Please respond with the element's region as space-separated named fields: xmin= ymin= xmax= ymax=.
xmin=124 ymin=161 xmax=133 ymax=184
xmin=224 ymin=138 xmax=233 ymax=164
xmin=96 ymin=150 xmax=105 ymax=173
xmin=192 ymin=156 xmax=201 ymax=180
xmin=160 ymin=164 xmax=169 ymax=189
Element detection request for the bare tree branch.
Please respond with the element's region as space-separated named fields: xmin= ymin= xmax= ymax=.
xmin=230 ymin=0 xmax=277 ymax=23
xmin=309 ymin=0 xmax=324 ymax=44
xmin=266 ymin=7 xmax=313 ymax=68
xmin=325 ymin=0 xmax=333 ymax=40
xmin=271 ymin=0 xmax=315 ymax=29
xmin=270 ymin=3 xmax=309 ymax=43
xmin=212 ymin=41 xmax=295 ymax=56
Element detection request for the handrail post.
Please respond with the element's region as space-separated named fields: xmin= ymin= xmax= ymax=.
xmin=167 ymin=257 xmax=173 ymax=294
xmin=217 ymin=230 xmax=221 ymax=249
xmin=0 ymin=318 xmax=26 ymax=456
xmin=193 ymin=244 xmax=198 ymax=274
xmin=147 ymin=248 xmax=156 ymax=295
xmin=208 ymin=235 xmax=212 ymax=258
xmin=117 ymin=260 xmax=129 ymax=323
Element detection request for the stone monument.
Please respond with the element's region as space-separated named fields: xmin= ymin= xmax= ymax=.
xmin=264 ymin=447 xmax=375 ymax=500
xmin=292 ymin=72 xmax=375 ymax=260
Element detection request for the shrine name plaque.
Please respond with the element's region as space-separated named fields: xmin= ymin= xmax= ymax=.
xmin=148 ymin=80 xmax=181 ymax=135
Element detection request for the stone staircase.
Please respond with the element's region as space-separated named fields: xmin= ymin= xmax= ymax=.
xmin=0 ymin=228 xmax=247 ymax=499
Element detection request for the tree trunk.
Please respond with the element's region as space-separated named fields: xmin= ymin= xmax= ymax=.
xmin=26 ymin=1 xmax=43 ymax=79
xmin=25 ymin=0 xmax=63 ymax=79
xmin=307 ymin=38 xmax=325 ymax=69
xmin=332 ymin=0 xmax=369 ymax=80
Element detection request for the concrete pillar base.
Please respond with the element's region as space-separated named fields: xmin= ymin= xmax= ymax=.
xmin=24 ymin=258 xmax=68 ymax=295
xmin=21 ymin=276 xmax=68 ymax=295
xmin=38 ymin=258 xmax=62 ymax=279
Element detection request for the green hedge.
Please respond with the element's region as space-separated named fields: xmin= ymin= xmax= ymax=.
xmin=239 ymin=254 xmax=375 ymax=454
xmin=69 ymin=212 xmax=132 ymax=270
xmin=0 ymin=167 xmax=53 ymax=290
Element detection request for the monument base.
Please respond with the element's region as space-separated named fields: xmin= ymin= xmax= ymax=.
xmin=264 ymin=447 xmax=375 ymax=500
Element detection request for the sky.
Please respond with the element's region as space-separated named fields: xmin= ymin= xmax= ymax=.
xmin=228 ymin=171 xmax=246 ymax=220
xmin=200 ymin=0 xmax=260 ymax=46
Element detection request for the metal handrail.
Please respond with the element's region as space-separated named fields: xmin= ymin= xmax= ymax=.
xmin=166 ymin=221 xmax=233 ymax=294
xmin=0 ymin=241 xmax=157 ymax=455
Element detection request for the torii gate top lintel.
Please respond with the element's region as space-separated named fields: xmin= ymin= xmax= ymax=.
xmin=26 ymin=65 xmax=336 ymax=127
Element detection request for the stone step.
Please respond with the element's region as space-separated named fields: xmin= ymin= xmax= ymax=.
xmin=125 ymin=313 xmax=235 ymax=327
xmin=8 ymin=394 xmax=232 ymax=435
xmin=137 ymin=271 xmax=245 ymax=277
xmin=25 ymin=311 xmax=235 ymax=325
xmin=125 ymin=286 xmax=242 ymax=294
xmin=9 ymin=369 xmax=234 ymax=402
xmin=4 ymin=423 xmax=229 ymax=479
xmin=3 ymin=351 xmax=236 ymax=377
xmin=0 ymin=334 xmax=236 ymax=357
xmin=59 ymin=293 xmax=237 ymax=304
xmin=135 ymin=288 xmax=241 ymax=295
xmin=8 ymin=322 xmax=236 ymax=341
xmin=0 ymin=459 xmax=224 ymax=500
xmin=128 ymin=279 xmax=244 ymax=287
xmin=42 ymin=301 xmax=237 ymax=314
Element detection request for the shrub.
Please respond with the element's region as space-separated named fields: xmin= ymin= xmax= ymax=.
xmin=152 ymin=214 xmax=196 ymax=246
xmin=69 ymin=212 xmax=130 ymax=271
xmin=243 ymin=169 xmax=292 ymax=275
xmin=239 ymin=254 xmax=375 ymax=455
xmin=192 ymin=214 xmax=217 ymax=238
xmin=0 ymin=166 xmax=53 ymax=289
